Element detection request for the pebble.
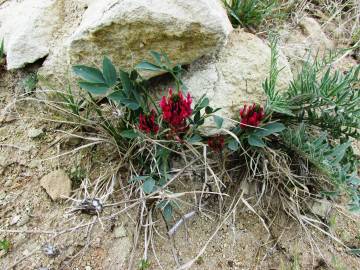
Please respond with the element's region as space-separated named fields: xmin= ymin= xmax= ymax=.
xmin=4 ymin=179 xmax=12 ymax=187
xmin=85 ymin=266 xmax=92 ymax=270
xmin=114 ymin=225 xmax=127 ymax=238
xmin=28 ymin=128 xmax=44 ymax=139
xmin=10 ymin=215 xmax=21 ymax=225
xmin=17 ymin=214 xmax=30 ymax=227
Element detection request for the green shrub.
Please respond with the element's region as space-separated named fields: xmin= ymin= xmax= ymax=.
xmin=263 ymin=37 xmax=360 ymax=211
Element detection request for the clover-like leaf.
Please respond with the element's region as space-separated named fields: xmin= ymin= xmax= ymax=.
xmin=248 ymin=134 xmax=266 ymax=148
xmin=102 ymin=56 xmax=117 ymax=87
xmin=142 ymin=178 xmax=155 ymax=194
xmin=213 ymin=115 xmax=224 ymax=129
xmin=73 ymin=65 xmax=105 ymax=83
xmin=78 ymin=82 xmax=108 ymax=95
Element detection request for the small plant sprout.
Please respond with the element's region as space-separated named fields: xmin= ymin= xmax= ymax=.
xmin=139 ymin=259 xmax=150 ymax=270
xmin=22 ymin=73 xmax=38 ymax=94
xmin=0 ymin=239 xmax=10 ymax=254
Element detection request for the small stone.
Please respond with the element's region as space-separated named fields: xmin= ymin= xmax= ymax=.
xmin=10 ymin=215 xmax=21 ymax=225
xmin=0 ymin=250 xmax=7 ymax=258
xmin=28 ymin=160 xmax=41 ymax=169
xmin=311 ymin=200 xmax=332 ymax=218
xmin=85 ymin=266 xmax=92 ymax=270
xmin=4 ymin=179 xmax=12 ymax=187
xmin=17 ymin=214 xmax=30 ymax=227
xmin=40 ymin=170 xmax=72 ymax=201
xmin=43 ymin=243 xmax=59 ymax=257
xmin=114 ymin=225 xmax=127 ymax=238
xmin=79 ymin=198 xmax=103 ymax=215
xmin=28 ymin=128 xmax=44 ymax=139
xmin=23 ymin=249 xmax=31 ymax=256
xmin=62 ymin=137 xmax=82 ymax=148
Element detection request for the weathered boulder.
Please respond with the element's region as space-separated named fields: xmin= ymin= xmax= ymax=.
xmin=183 ymin=29 xmax=293 ymax=134
xmin=0 ymin=0 xmax=64 ymax=69
xmin=38 ymin=0 xmax=232 ymax=91
xmin=40 ymin=170 xmax=72 ymax=201
xmin=279 ymin=16 xmax=335 ymax=73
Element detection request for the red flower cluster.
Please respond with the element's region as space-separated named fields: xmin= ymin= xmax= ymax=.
xmin=207 ymin=135 xmax=225 ymax=152
xmin=139 ymin=110 xmax=159 ymax=134
xmin=239 ymin=103 xmax=265 ymax=128
xmin=160 ymin=89 xmax=192 ymax=130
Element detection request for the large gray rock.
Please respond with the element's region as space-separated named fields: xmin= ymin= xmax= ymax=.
xmin=38 ymin=0 xmax=232 ymax=91
xmin=40 ymin=170 xmax=72 ymax=201
xmin=0 ymin=0 xmax=64 ymax=69
xmin=184 ymin=29 xmax=293 ymax=134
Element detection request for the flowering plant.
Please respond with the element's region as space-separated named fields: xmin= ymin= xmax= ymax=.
xmin=72 ymin=51 xmax=288 ymax=221
xmin=160 ymin=88 xmax=192 ymax=131
xmin=207 ymin=135 xmax=225 ymax=152
xmin=138 ymin=110 xmax=159 ymax=134
xmin=66 ymin=44 xmax=360 ymax=269
xmin=239 ymin=103 xmax=265 ymax=128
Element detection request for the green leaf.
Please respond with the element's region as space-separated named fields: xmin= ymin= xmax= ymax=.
xmin=349 ymin=205 xmax=360 ymax=213
xmin=73 ymin=65 xmax=105 ymax=83
xmin=194 ymin=111 xmax=201 ymax=123
xmin=102 ymin=56 xmax=117 ymax=87
xmin=0 ymin=39 xmax=4 ymax=59
xmin=120 ymin=130 xmax=139 ymax=139
xmin=254 ymin=122 xmax=286 ymax=137
xmin=228 ymin=139 xmax=239 ymax=151
xmin=0 ymin=240 xmax=10 ymax=253
xmin=187 ymin=134 xmax=202 ymax=144
xmin=107 ymin=90 xmax=126 ymax=103
xmin=213 ymin=115 xmax=224 ymax=129
xmin=349 ymin=248 xmax=360 ymax=256
xmin=150 ymin=51 xmax=162 ymax=65
xmin=248 ymin=134 xmax=266 ymax=148
xmin=197 ymin=97 xmax=209 ymax=109
xmin=162 ymin=203 xmax=173 ymax=222
xmin=205 ymin=106 xmax=213 ymax=114
xmin=130 ymin=70 xmax=139 ymax=81
xmin=136 ymin=61 xmax=162 ymax=71
xmin=142 ymin=178 xmax=155 ymax=194
xmin=213 ymin=108 xmax=221 ymax=113
xmin=122 ymin=99 xmax=140 ymax=110
xmin=119 ymin=70 xmax=132 ymax=95
xmin=349 ymin=175 xmax=360 ymax=186
xmin=78 ymin=82 xmax=108 ymax=95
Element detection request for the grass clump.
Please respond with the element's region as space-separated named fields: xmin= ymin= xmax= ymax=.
xmin=223 ymin=0 xmax=280 ymax=29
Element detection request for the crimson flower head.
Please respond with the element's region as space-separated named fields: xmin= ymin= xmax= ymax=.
xmin=139 ymin=110 xmax=159 ymax=134
xmin=239 ymin=103 xmax=265 ymax=129
xmin=207 ymin=135 xmax=225 ymax=152
xmin=160 ymin=88 xmax=192 ymax=129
